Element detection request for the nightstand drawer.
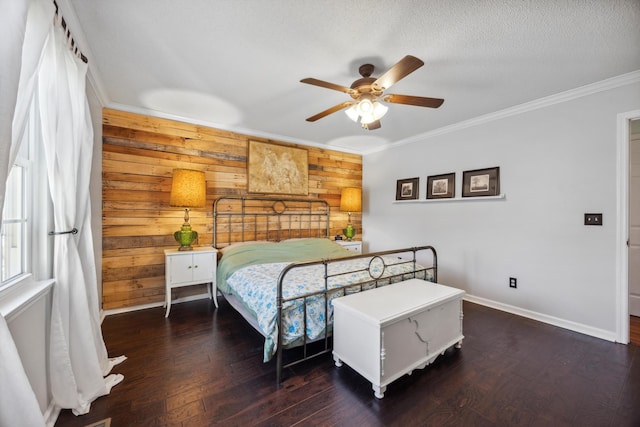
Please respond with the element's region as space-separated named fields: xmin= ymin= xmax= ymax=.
xmin=334 ymin=240 xmax=362 ymax=254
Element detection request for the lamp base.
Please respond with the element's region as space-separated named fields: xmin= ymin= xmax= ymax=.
xmin=343 ymin=223 xmax=357 ymax=241
xmin=174 ymin=224 xmax=198 ymax=251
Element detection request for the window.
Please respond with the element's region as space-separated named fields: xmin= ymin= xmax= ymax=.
xmin=1 ymin=164 xmax=27 ymax=283
xmin=0 ymin=108 xmax=40 ymax=289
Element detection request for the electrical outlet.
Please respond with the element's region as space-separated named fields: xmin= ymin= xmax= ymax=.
xmin=509 ymin=277 xmax=517 ymax=288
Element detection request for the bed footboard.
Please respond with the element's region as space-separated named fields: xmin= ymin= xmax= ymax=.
xmin=275 ymin=245 xmax=437 ymax=385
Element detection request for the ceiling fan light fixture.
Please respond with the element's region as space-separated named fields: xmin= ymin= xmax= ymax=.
xmin=345 ymin=97 xmax=388 ymax=125
xmin=345 ymin=104 xmax=359 ymax=122
xmin=360 ymin=112 xmax=376 ymax=124
xmin=359 ymin=101 xmax=388 ymax=125
xmin=372 ymin=101 xmax=388 ymax=120
xmin=357 ymin=98 xmax=374 ymax=115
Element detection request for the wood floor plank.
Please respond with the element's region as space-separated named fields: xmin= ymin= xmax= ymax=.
xmin=55 ymin=299 xmax=640 ymax=426
xmin=631 ymin=315 xmax=640 ymax=345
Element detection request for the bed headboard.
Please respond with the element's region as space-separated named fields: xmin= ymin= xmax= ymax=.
xmin=212 ymin=195 xmax=330 ymax=249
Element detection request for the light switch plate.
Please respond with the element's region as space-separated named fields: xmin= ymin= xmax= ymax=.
xmin=584 ymin=213 xmax=603 ymax=226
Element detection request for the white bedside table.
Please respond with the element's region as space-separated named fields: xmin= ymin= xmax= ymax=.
xmin=164 ymin=246 xmax=218 ymax=317
xmin=334 ymin=240 xmax=362 ymax=254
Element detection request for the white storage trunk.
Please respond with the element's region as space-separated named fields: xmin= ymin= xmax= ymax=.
xmin=332 ymin=278 xmax=465 ymax=398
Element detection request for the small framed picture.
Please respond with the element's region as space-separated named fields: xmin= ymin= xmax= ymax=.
xmin=462 ymin=167 xmax=500 ymax=197
xmin=396 ymin=177 xmax=419 ymax=200
xmin=427 ymin=173 xmax=455 ymax=199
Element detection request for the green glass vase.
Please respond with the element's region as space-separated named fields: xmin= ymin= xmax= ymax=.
xmin=343 ymin=223 xmax=356 ymax=241
xmin=174 ymin=224 xmax=198 ymax=251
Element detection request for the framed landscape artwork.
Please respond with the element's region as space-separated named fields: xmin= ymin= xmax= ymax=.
xmin=462 ymin=167 xmax=500 ymax=197
xmin=248 ymin=140 xmax=309 ymax=195
xmin=396 ymin=177 xmax=419 ymax=200
xmin=427 ymin=173 xmax=455 ymax=199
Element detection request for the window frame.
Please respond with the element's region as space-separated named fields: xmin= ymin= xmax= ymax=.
xmin=0 ymin=100 xmax=51 ymax=292
xmin=1 ymin=162 xmax=29 ymax=285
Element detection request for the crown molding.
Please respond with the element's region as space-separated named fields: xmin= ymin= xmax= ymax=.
xmin=363 ymin=69 xmax=640 ymax=155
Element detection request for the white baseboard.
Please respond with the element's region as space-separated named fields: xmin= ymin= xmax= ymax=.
xmin=102 ymin=293 xmax=211 ymax=317
xmin=464 ymin=294 xmax=618 ymax=343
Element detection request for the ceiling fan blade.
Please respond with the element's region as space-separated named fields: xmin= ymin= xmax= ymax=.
xmin=373 ymin=55 xmax=424 ymax=90
xmin=300 ymin=78 xmax=355 ymax=95
xmin=305 ymin=101 xmax=355 ymax=122
xmin=383 ymin=94 xmax=444 ymax=108
xmin=363 ymin=120 xmax=381 ymax=130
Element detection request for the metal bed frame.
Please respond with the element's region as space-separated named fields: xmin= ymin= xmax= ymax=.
xmin=274 ymin=246 xmax=437 ymax=384
xmin=213 ymin=195 xmax=330 ymax=247
xmin=212 ymin=196 xmax=437 ymax=385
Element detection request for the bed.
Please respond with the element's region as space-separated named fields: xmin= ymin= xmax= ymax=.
xmin=213 ymin=195 xmax=437 ymax=384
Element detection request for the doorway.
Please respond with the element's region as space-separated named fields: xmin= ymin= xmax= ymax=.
xmin=617 ymin=111 xmax=640 ymax=344
xmin=630 ymin=119 xmax=640 ymax=344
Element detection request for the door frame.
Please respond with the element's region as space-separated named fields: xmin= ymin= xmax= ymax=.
xmin=616 ymin=109 xmax=640 ymax=343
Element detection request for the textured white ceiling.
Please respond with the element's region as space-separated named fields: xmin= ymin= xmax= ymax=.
xmin=65 ymin=0 xmax=640 ymax=153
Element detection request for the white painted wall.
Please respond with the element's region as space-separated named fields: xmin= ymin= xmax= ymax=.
xmin=6 ymin=285 xmax=52 ymax=416
xmin=363 ymin=80 xmax=640 ymax=339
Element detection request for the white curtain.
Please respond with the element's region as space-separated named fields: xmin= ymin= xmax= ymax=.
xmin=38 ymin=16 xmax=125 ymax=416
xmin=0 ymin=0 xmax=51 ymax=425
xmin=0 ymin=0 xmax=125 ymax=421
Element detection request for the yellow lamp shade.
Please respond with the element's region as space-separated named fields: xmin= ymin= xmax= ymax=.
xmin=170 ymin=169 xmax=206 ymax=208
xmin=340 ymin=187 xmax=362 ymax=213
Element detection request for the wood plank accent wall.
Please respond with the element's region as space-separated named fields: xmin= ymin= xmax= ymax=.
xmin=102 ymin=109 xmax=362 ymax=310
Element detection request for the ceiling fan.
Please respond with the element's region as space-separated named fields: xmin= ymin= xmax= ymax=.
xmin=300 ymin=55 xmax=444 ymax=130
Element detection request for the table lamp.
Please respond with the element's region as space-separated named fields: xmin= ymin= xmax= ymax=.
xmin=169 ymin=169 xmax=206 ymax=250
xmin=340 ymin=187 xmax=361 ymax=241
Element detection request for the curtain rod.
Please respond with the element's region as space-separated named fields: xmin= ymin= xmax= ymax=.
xmin=53 ymin=0 xmax=88 ymax=64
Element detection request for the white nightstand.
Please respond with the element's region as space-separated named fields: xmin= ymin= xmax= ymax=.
xmin=164 ymin=247 xmax=218 ymax=317
xmin=334 ymin=240 xmax=362 ymax=254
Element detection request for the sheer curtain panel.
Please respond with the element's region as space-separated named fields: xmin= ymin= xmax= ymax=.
xmin=38 ymin=15 xmax=125 ymax=416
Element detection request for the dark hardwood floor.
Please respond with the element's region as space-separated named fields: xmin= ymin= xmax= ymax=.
xmin=55 ymin=298 xmax=640 ymax=427
xmin=631 ymin=316 xmax=640 ymax=346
